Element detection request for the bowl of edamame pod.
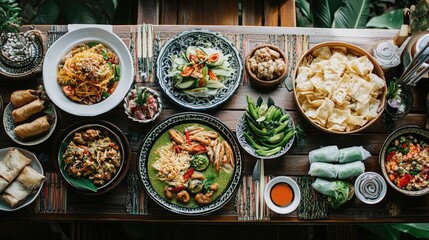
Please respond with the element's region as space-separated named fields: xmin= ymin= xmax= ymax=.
xmin=236 ymin=95 xmax=297 ymax=159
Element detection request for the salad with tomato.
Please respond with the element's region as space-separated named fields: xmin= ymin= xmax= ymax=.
xmin=168 ymin=46 xmax=234 ymax=98
xmin=385 ymin=134 xmax=429 ymax=190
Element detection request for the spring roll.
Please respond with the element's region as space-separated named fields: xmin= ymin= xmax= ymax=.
xmin=10 ymin=89 xmax=39 ymax=108
xmin=338 ymin=146 xmax=371 ymax=163
xmin=308 ymin=145 xmax=339 ymax=163
xmin=14 ymin=115 xmax=50 ymax=139
xmin=1 ymin=165 xmax=45 ymax=207
xmin=0 ymin=149 xmax=32 ymax=192
xmin=12 ymin=99 xmax=45 ymax=123
xmin=336 ymin=161 xmax=365 ymax=179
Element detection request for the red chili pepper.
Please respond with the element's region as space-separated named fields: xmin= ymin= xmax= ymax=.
xmin=397 ymin=174 xmax=413 ymax=188
xmin=183 ymin=167 xmax=194 ymax=181
xmin=170 ymin=186 xmax=186 ymax=193
xmin=198 ymin=78 xmax=205 ymax=87
xmin=402 ymin=143 xmax=408 ymax=148
xmin=386 ymin=151 xmax=396 ymax=162
xmin=172 ymin=143 xmax=181 ymax=153
xmin=184 ymin=129 xmax=192 ymax=145
xmin=189 ymin=54 xmax=198 ymax=63
xmin=193 ymin=144 xmax=206 ymax=152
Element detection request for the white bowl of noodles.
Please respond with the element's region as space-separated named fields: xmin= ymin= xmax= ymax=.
xmin=43 ymin=27 xmax=134 ymax=116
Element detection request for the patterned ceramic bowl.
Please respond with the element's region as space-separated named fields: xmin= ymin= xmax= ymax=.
xmin=156 ymin=29 xmax=243 ymax=111
xmin=123 ymin=86 xmax=162 ymax=123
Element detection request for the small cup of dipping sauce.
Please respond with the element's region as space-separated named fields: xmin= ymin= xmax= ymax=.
xmin=264 ymin=176 xmax=301 ymax=214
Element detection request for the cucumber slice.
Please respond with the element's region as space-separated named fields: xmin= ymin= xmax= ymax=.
xmin=175 ymin=79 xmax=195 ymax=89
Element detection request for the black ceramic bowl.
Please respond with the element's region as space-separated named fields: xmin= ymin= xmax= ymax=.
xmin=55 ymin=120 xmax=130 ymax=195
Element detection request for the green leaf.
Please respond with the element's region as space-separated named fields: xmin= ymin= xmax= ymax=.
xmin=332 ymin=0 xmax=370 ymax=28
xmin=59 ymin=142 xmax=98 ymax=192
xmin=366 ymin=9 xmax=404 ymax=29
xmin=55 ymin=0 xmax=97 ymax=24
xmin=33 ymin=0 xmax=60 ymax=24
xmin=310 ymin=0 xmax=342 ymax=28
xmin=101 ymin=49 xmax=108 ymax=60
xmin=296 ymin=0 xmax=312 ymax=22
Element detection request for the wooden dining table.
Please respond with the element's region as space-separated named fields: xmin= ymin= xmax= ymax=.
xmin=0 ymin=24 xmax=428 ymax=223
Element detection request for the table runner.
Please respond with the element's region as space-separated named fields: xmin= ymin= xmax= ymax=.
xmin=21 ymin=25 xmax=329 ymax=220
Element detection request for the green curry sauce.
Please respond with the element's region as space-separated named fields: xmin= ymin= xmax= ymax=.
xmin=148 ymin=123 xmax=234 ymax=208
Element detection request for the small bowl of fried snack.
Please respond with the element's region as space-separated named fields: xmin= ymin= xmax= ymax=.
xmin=293 ymin=42 xmax=387 ymax=134
xmin=245 ymin=44 xmax=287 ymax=89
xmin=3 ymin=87 xmax=57 ymax=146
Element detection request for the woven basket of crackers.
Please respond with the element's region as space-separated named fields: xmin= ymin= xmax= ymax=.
xmin=293 ymin=42 xmax=387 ymax=134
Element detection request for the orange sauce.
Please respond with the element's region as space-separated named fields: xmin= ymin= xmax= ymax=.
xmin=270 ymin=183 xmax=293 ymax=207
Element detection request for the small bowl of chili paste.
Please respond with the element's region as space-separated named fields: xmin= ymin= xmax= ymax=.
xmin=264 ymin=176 xmax=301 ymax=214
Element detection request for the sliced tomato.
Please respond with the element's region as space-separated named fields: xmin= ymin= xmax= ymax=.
xmin=208 ymin=70 xmax=218 ymax=80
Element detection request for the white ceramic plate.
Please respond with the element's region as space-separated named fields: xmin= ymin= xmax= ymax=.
xmin=264 ymin=176 xmax=301 ymax=214
xmin=43 ymin=27 xmax=134 ymax=116
xmin=3 ymin=102 xmax=57 ymax=146
xmin=0 ymin=147 xmax=44 ymax=211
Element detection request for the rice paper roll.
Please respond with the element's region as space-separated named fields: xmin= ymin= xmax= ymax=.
xmin=336 ymin=161 xmax=365 ymax=179
xmin=309 ymin=145 xmax=339 ymax=163
xmin=14 ymin=115 xmax=50 ymax=139
xmin=338 ymin=146 xmax=371 ymax=163
xmin=12 ymin=99 xmax=45 ymax=123
xmin=311 ymin=178 xmax=353 ymax=208
xmin=308 ymin=162 xmax=338 ymax=178
xmin=0 ymin=149 xmax=31 ymax=184
xmin=10 ymin=89 xmax=39 ymax=108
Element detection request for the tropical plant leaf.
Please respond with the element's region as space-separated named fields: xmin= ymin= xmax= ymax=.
xmin=296 ymin=0 xmax=312 ymax=22
xmin=55 ymin=0 xmax=97 ymax=24
xmin=59 ymin=142 xmax=98 ymax=192
xmin=366 ymin=9 xmax=404 ymax=29
xmin=332 ymin=0 xmax=370 ymax=28
xmin=310 ymin=0 xmax=342 ymax=28
xmin=33 ymin=0 xmax=60 ymax=24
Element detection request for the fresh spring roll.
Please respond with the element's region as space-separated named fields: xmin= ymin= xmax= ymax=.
xmin=308 ymin=145 xmax=339 ymax=163
xmin=0 ymin=149 xmax=32 ymax=192
xmin=311 ymin=178 xmax=353 ymax=208
xmin=12 ymin=99 xmax=45 ymax=123
xmin=338 ymin=146 xmax=371 ymax=163
xmin=308 ymin=162 xmax=338 ymax=178
xmin=14 ymin=115 xmax=50 ymax=139
xmin=10 ymin=89 xmax=39 ymax=108
xmin=336 ymin=161 xmax=365 ymax=179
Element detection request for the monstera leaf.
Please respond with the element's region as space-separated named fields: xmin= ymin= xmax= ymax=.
xmin=332 ymin=0 xmax=370 ymax=28
xmin=366 ymin=9 xmax=403 ymax=29
xmin=310 ymin=0 xmax=370 ymax=29
xmin=310 ymin=0 xmax=342 ymax=28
